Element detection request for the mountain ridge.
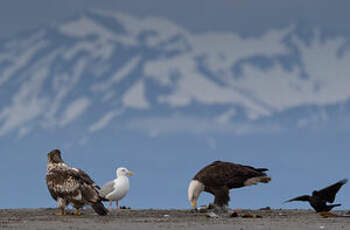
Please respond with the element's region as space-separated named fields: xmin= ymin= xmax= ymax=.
xmin=1 ymin=10 xmax=350 ymax=138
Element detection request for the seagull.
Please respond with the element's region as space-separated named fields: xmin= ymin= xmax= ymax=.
xmin=285 ymin=179 xmax=348 ymax=212
xmin=100 ymin=167 xmax=133 ymax=212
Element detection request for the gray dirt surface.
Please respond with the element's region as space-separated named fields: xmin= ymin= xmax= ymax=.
xmin=1 ymin=209 xmax=350 ymax=230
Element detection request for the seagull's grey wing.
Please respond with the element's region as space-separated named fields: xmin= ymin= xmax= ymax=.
xmin=99 ymin=181 xmax=115 ymax=198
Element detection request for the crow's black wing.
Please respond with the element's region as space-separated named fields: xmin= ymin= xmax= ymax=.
xmin=314 ymin=179 xmax=348 ymax=203
xmin=285 ymin=195 xmax=311 ymax=203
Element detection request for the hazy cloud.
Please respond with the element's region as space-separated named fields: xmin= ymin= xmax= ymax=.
xmin=215 ymin=108 xmax=237 ymax=124
xmin=0 ymin=58 xmax=50 ymax=136
xmin=122 ymin=80 xmax=149 ymax=109
xmin=60 ymin=97 xmax=90 ymax=126
xmin=0 ymin=40 xmax=48 ymax=87
xmin=125 ymin=115 xmax=282 ymax=137
xmin=88 ymin=109 xmax=123 ymax=133
xmin=91 ymin=56 xmax=141 ymax=92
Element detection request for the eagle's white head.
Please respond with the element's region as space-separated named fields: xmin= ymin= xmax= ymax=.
xmin=116 ymin=167 xmax=134 ymax=177
xmin=187 ymin=180 xmax=204 ymax=209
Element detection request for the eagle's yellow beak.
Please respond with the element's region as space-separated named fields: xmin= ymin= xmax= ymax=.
xmin=127 ymin=171 xmax=134 ymax=176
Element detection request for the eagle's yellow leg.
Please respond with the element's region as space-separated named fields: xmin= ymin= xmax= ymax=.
xmin=56 ymin=199 xmax=67 ymax=216
xmin=56 ymin=208 xmax=66 ymax=216
xmin=73 ymin=209 xmax=81 ymax=216
xmin=191 ymin=200 xmax=197 ymax=209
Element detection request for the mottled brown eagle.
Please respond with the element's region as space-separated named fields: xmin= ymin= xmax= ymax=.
xmin=46 ymin=149 xmax=108 ymax=216
xmin=188 ymin=161 xmax=271 ymax=210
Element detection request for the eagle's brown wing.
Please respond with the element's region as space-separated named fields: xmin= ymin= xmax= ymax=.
xmin=46 ymin=165 xmax=108 ymax=216
xmin=46 ymin=167 xmax=101 ymax=203
xmin=72 ymin=167 xmax=101 ymax=189
xmin=193 ymin=161 xmax=268 ymax=189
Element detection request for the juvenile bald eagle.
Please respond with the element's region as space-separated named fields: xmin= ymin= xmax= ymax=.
xmin=285 ymin=179 xmax=348 ymax=212
xmin=46 ymin=149 xmax=108 ymax=216
xmin=188 ymin=161 xmax=271 ymax=210
xmin=99 ymin=167 xmax=134 ymax=212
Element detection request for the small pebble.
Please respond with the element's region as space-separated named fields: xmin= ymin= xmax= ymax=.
xmin=205 ymin=212 xmax=219 ymax=218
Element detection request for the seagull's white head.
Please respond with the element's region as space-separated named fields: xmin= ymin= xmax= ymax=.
xmin=116 ymin=167 xmax=134 ymax=177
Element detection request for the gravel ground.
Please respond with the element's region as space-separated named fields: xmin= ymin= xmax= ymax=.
xmin=1 ymin=208 xmax=350 ymax=230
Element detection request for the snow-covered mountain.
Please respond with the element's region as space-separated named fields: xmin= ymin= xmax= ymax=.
xmin=1 ymin=10 xmax=350 ymax=139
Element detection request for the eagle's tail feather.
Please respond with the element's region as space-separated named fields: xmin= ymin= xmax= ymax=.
xmin=244 ymin=176 xmax=271 ymax=186
xmin=91 ymin=202 xmax=108 ymax=216
xmin=259 ymin=176 xmax=271 ymax=183
xmin=256 ymin=168 xmax=268 ymax=172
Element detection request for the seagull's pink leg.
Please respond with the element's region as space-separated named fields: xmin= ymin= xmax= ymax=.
xmin=116 ymin=201 xmax=120 ymax=214
xmin=109 ymin=201 xmax=113 ymax=212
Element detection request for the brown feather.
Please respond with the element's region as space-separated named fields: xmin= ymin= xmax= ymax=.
xmin=193 ymin=161 xmax=271 ymax=207
xmin=46 ymin=149 xmax=108 ymax=216
xmin=194 ymin=161 xmax=268 ymax=189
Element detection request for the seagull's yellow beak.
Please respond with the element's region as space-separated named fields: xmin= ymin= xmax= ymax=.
xmin=127 ymin=171 xmax=134 ymax=176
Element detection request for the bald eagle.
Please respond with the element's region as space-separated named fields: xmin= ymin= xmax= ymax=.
xmin=188 ymin=161 xmax=271 ymax=210
xmin=46 ymin=149 xmax=108 ymax=216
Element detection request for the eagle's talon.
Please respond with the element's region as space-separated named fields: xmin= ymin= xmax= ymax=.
xmin=73 ymin=209 xmax=81 ymax=216
xmin=207 ymin=203 xmax=215 ymax=209
xmin=55 ymin=210 xmax=66 ymax=216
xmin=190 ymin=208 xmax=199 ymax=213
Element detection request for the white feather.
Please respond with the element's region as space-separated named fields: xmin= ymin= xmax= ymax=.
xmin=101 ymin=167 xmax=132 ymax=202
xmin=105 ymin=176 xmax=130 ymax=201
xmin=188 ymin=180 xmax=204 ymax=202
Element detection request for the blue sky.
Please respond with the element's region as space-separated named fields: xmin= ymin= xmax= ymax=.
xmin=0 ymin=1 xmax=350 ymax=211
xmin=2 ymin=0 xmax=350 ymax=37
